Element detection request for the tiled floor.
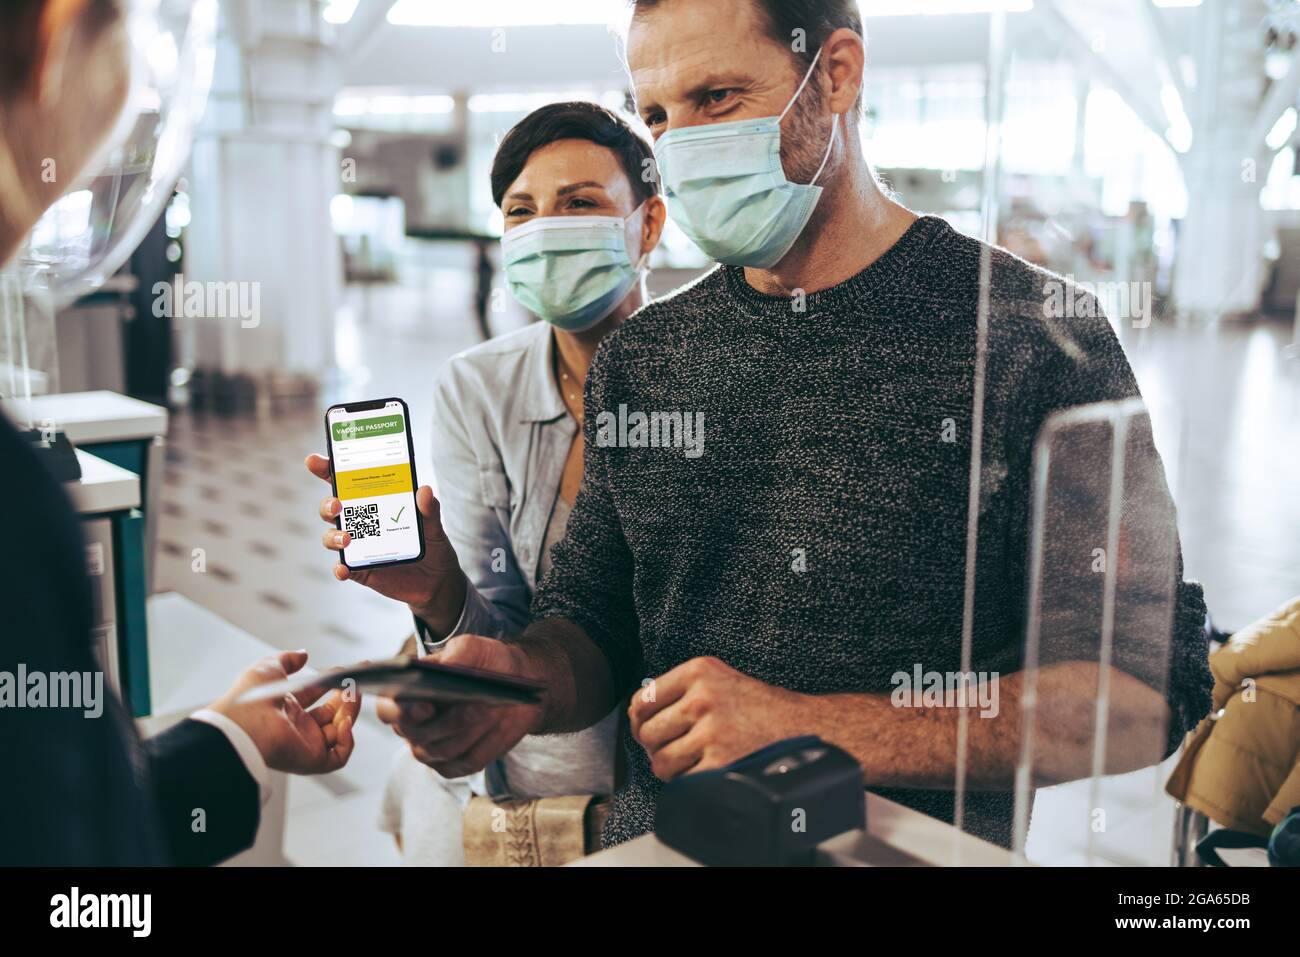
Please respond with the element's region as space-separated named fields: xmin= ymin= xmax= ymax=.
xmin=152 ymin=255 xmax=1300 ymax=866
xmin=1126 ymin=320 xmax=1300 ymax=630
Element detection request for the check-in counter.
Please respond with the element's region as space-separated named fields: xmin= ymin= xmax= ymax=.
xmin=66 ymin=449 xmax=151 ymax=715
xmin=8 ymin=391 xmax=169 ymax=716
xmin=6 ymin=390 xmax=167 ymax=587
xmin=573 ymin=793 xmax=1019 ymax=867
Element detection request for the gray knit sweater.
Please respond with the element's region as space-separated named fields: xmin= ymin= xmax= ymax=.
xmin=531 ymin=215 xmax=1212 ymax=849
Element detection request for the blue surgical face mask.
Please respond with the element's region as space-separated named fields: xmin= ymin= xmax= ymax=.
xmin=501 ymin=207 xmax=647 ymax=332
xmin=652 ymin=47 xmax=838 ymax=269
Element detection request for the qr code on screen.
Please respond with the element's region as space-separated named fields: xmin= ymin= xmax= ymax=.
xmin=343 ymin=503 xmax=381 ymax=540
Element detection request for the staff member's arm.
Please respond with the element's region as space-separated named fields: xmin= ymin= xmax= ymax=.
xmin=148 ymin=651 xmax=360 ymax=866
xmin=0 ymin=415 xmax=360 ymax=866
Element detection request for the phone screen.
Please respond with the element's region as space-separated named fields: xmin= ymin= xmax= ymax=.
xmin=326 ymin=398 xmax=424 ymax=568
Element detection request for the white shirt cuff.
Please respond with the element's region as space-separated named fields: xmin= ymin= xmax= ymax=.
xmin=190 ymin=708 xmax=273 ymax=806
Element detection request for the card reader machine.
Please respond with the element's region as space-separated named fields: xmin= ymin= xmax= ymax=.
xmin=653 ymin=736 xmax=865 ymax=866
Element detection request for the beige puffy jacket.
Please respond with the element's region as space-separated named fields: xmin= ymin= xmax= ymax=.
xmin=1166 ymin=597 xmax=1300 ymax=835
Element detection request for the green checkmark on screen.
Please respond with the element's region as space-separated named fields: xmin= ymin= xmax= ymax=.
xmin=390 ymin=506 xmax=405 ymax=523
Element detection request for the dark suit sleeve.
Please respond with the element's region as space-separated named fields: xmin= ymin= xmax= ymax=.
xmin=142 ymin=719 xmax=262 ymax=866
xmin=0 ymin=412 xmax=259 ymax=865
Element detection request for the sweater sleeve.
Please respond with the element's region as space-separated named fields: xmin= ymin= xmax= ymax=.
xmin=530 ymin=339 xmax=642 ymax=697
xmin=1021 ymin=294 xmax=1212 ymax=758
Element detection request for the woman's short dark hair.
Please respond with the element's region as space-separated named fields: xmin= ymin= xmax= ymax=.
xmin=490 ymin=101 xmax=658 ymax=208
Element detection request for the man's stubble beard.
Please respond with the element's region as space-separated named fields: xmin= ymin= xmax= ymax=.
xmin=779 ymin=76 xmax=838 ymax=187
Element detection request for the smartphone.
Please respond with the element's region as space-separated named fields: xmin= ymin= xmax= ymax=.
xmin=324 ymin=397 xmax=425 ymax=570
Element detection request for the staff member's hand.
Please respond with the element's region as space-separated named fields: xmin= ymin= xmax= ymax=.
xmin=374 ymin=635 xmax=542 ymax=779
xmin=209 ymin=650 xmax=360 ymax=775
xmin=629 ymin=656 xmax=808 ymax=781
xmin=305 ymin=454 xmax=467 ymax=635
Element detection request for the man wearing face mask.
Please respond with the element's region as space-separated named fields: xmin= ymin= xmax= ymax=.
xmin=384 ymin=0 xmax=1212 ymax=850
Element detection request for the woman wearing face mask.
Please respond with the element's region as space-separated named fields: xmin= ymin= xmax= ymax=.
xmin=308 ymin=102 xmax=665 ymax=865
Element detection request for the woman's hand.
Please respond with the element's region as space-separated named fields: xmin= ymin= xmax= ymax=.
xmin=305 ymin=454 xmax=467 ymax=636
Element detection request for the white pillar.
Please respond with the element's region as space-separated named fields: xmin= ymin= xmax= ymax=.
xmin=1173 ymin=0 xmax=1270 ymax=321
xmin=181 ymin=0 xmax=343 ymax=392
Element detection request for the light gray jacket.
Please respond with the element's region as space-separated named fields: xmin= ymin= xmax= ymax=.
xmin=430 ymin=319 xmax=617 ymax=799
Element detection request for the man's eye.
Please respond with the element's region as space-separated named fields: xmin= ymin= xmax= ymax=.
xmin=645 ymin=111 xmax=666 ymax=127
xmin=706 ymin=89 xmax=735 ymax=105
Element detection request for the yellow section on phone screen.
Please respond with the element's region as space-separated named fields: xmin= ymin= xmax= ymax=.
xmin=335 ymin=464 xmax=413 ymax=499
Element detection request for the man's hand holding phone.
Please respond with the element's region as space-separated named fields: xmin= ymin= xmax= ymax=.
xmin=305 ymin=454 xmax=468 ymax=637
xmin=373 ymin=634 xmax=544 ymax=778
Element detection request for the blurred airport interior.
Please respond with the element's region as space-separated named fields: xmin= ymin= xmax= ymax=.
xmin=2 ymin=0 xmax=1300 ymax=868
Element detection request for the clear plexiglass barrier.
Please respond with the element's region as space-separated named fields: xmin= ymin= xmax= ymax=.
xmin=1008 ymin=400 xmax=1182 ymax=864
xmin=935 ymin=0 xmax=1211 ymax=866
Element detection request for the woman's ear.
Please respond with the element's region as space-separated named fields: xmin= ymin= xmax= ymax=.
xmin=641 ymin=194 xmax=668 ymax=257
